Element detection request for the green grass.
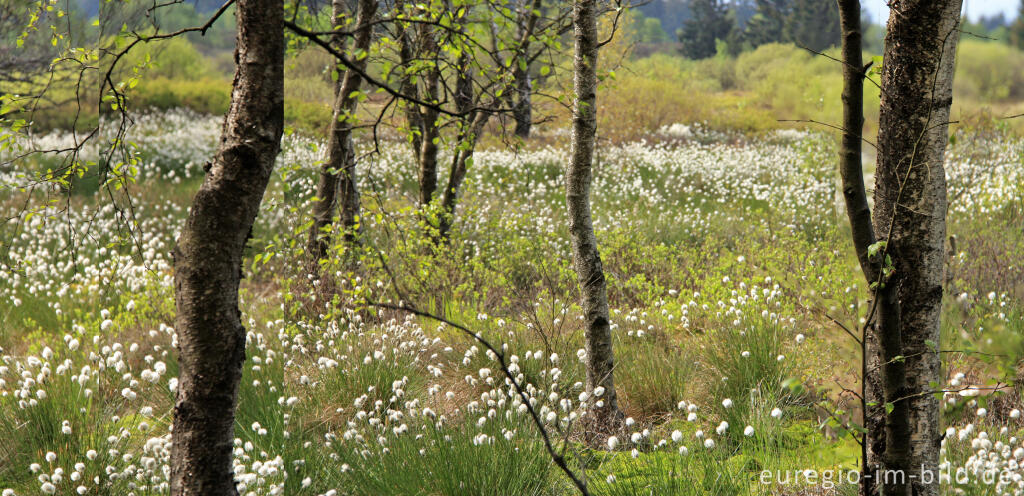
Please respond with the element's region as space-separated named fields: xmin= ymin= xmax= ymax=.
xmin=1 ymin=105 xmax=1022 ymax=495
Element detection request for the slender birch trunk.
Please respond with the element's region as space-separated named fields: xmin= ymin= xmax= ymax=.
xmin=396 ymin=0 xmax=424 ymax=162
xmin=435 ymin=0 xmax=542 ymax=239
xmin=874 ymin=2 xmax=961 ymax=495
xmin=438 ymin=110 xmax=489 ymax=239
xmin=835 ymin=2 xmax=882 ymax=494
xmin=567 ymin=0 xmax=622 ymax=439
xmin=169 ymin=0 xmax=284 ymax=492
xmin=306 ymin=0 xmax=376 ymax=259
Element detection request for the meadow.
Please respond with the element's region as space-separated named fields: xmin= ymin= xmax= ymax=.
xmin=0 ymin=105 xmax=1022 ymax=495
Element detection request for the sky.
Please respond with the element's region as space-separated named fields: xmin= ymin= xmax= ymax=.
xmin=863 ymin=0 xmax=1020 ymax=24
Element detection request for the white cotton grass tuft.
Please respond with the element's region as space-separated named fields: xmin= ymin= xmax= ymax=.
xmin=1 ymin=110 xmax=1019 ymax=496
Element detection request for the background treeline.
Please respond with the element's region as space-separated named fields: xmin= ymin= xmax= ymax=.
xmin=635 ymin=0 xmax=1024 ymax=58
xmin=7 ymin=0 xmax=1024 ymax=138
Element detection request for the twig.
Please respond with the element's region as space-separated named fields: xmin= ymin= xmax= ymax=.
xmin=368 ymin=301 xmax=591 ymax=495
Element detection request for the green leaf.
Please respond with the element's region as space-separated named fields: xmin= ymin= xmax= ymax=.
xmin=867 ymin=241 xmax=886 ymax=258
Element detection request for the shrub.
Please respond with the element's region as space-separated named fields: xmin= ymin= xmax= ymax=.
xmin=955 ymin=40 xmax=1024 ymax=102
xmin=130 ymin=77 xmax=232 ymax=115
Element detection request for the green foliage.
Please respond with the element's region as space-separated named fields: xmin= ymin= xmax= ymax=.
xmin=1010 ymin=0 xmax=1024 ymax=50
xmin=131 ymin=77 xmax=231 ymax=114
xmin=743 ymin=1 xmax=786 ymax=49
xmin=780 ymin=0 xmax=840 ymax=52
xmin=283 ymin=99 xmax=334 ymax=135
xmin=118 ymin=36 xmax=218 ymax=82
xmin=593 ymin=448 xmax=756 ymax=495
xmin=704 ymin=314 xmax=796 ymax=425
xmin=639 ymin=17 xmax=669 ymax=44
xmin=955 ymin=40 xmax=1024 ymax=102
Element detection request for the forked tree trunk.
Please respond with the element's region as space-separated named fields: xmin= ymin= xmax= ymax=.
xmin=414 ymin=19 xmax=441 ymax=207
xmin=437 ymin=48 xmax=481 ymax=240
xmin=873 ymin=2 xmax=961 ymax=495
xmin=307 ymin=0 xmax=377 ymax=259
xmin=435 ymin=0 xmax=542 ymax=239
xmin=438 ymin=110 xmax=489 ymax=239
xmin=567 ymin=0 xmax=622 ymax=439
xmin=835 ymin=2 xmax=882 ymax=494
xmin=169 ymin=0 xmax=284 ymax=492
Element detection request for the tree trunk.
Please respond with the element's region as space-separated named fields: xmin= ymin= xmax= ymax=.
xmin=169 ymin=0 xmax=284 ymax=492
xmin=512 ymin=0 xmax=540 ymax=139
xmin=437 ymin=46 xmax=482 ymax=240
xmin=337 ymin=132 xmax=360 ymax=244
xmin=567 ymin=0 xmax=622 ymax=440
xmin=512 ymin=65 xmax=532 ymax=138
xmin=439 ymin=110 xmax=489 ymax=239
xmin=874 ymin=2 xmax=961 ymax=495
xmin=306 ymin=0 xmax=377 ymax=260
xmin=418 ymin=60 xmax=440 ymax=206
xmin=396 ymin=0 xmax=424 ymax=163
xmin=835 ymin=2 xmax=881 ymax=494
xmin=435 ymin=1 xmax=542 ymax=239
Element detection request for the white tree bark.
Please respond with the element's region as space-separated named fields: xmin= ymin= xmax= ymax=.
xmin=874 ymin=2 xmax=961 ymax=495
xmin=567 ymin=0 xmax=622 ymax=439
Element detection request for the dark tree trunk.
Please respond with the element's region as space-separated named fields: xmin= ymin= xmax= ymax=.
xmin=567 ymin=0 xmax=622 ymax=440
xmin=437 ymin=48 xmax=481 ymax=240
xmin=436 ymin=0 xmax=542 ymax=239
xmin=512 ymin=0 xmax=541 ymax=139
xmin=874 ymin=2 xmax=961 ymax=495
xmin=835 ymin=2 xmax=882 ymax=494
xmin=418 ymin=59 xmax=440 ymax=206
xmin=337 ymin=132 xmax=360 ymax=243
xmin=396 ymin=0 xmax=424 ymax=163
xmin=307 ymin=0 xmax=377 ymax=259
xmin=438 ymin=111 xmax=489 ymax=239
xmin=512 ymin=65 xmax=532 ymax=138
xmin=168 ymin=0 xmax=284 ymax=492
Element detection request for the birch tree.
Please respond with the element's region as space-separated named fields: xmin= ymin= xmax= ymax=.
xmin=872 ymin=3 xmax=960 ymax=495
xmin=835 ymin=2 xmax=883 ymax=494
xmin=168 ymin=0 xmax=285 ymax=492
xmin=836 ymin=1 xmax=961 ymax=495
xmin=307 ymin=0 xmax=377 ymax=260
xmin=567 ymin=0 xmax=623 ymax=438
